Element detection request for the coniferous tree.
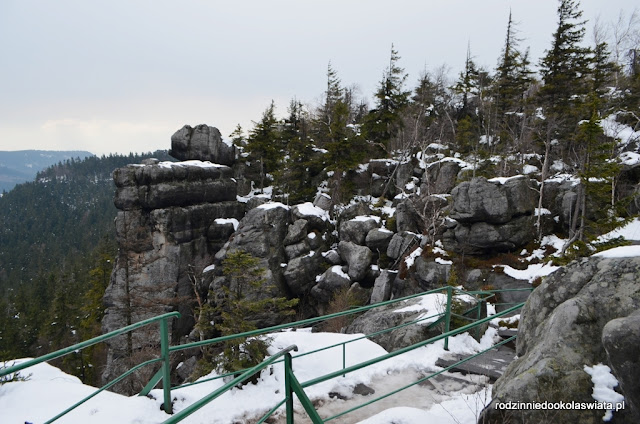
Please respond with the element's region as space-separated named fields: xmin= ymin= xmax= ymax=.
xmin=538 ymin=0 xmax=593 ymax=149
xmin=494 ymin=11 xmax=534 ymax=149
xmin=212 ymin=250 xmax=298 ymax=376
xmin=246 ymin=101 xmax=282 ymax=190
xmin=276 ymin=99 xmax=317 ymax=203
xmin=229 ymin=124 xmax=247 ymax=149
xmin=364 ymin=45 xmax=411 ymax=153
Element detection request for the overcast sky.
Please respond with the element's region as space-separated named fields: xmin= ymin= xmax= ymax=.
xmin=0 ymin=0 xmax=637 ymax=156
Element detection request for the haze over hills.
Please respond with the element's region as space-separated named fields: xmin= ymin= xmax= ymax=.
xmin=0 ymin=150 xmax=94 ymax=192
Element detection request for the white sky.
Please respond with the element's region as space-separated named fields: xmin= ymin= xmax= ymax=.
xmin=0 ymin=0 xmax=637 ymax=156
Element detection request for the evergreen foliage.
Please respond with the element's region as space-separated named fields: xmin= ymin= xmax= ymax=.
xmin=246 ymin=101 xmax=282 ymax=190
xmin=364 ymin=45 xmax=411 ymax=152
xmin=210 ymin=250 xmax=298 ymax=376
xmin=0 ymin=151 xmax=169 ymax=379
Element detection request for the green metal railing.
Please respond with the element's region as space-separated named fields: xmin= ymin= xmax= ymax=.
xmin=166 ymin=300 xmax=525 ymax=424
xmin=1 ymin=285 xmax=532 ymax=423
xmin=0 ymin=311 xmax=180 ymax=422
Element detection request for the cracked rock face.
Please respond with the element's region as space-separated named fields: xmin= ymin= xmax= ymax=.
xmin=482 ymin=256 xmax=640 ymax=424
xmin=443 ymin=176 xmax=536 ymax=255
xmin=169 ymin=124 xmax=236 ymax=165
xmin=101 ymin=158 xmax=244 ymax=393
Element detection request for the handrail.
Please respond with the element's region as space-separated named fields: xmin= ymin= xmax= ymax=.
xmin=169 ymin=286 xmax=450 ymax=354
xmin=1 ymin=311 xmax=181 ymax=421
xmin=300 ymin=302 xmax=523 ymax=389
xmin=3 ymin=284 xmax=532 ymax=424
xmin=0 ymin=311 xmax=180 ymax=378
xmin=162 ymin=345 xmax=299 ymax=424
xmin=164 ymin=301 xmax=524 ymax=424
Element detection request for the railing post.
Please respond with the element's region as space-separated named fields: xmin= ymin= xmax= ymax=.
xmin=160 ymin=318 xmax=173 ymax=414
xmin=342 ymin=343 xmax=346 ymax=377
xmin=284 ymin=352 xmax=295 ymax=424
xmin=444 ymin=285 xmax=452 ymax=351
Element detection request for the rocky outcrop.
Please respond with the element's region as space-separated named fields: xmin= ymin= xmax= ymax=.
xmin=102 ymin=159 xmax=244 ymax=391
xmin=210 ymin=203 xmax=292 ymax=308
xmin=482 ymin=255 xmax=640 ymax=423
xmin=443 ymin=176 xmax=536 ymax=255
xmin=169 ymin=124 xmax=236 ymax=165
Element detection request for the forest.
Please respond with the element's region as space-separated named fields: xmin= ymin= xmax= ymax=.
xmin=1 ymin=0 xmax=639 ymax=385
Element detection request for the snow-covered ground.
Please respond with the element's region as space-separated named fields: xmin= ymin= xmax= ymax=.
xmin=1 ymin=323 xmax=499 ymax=424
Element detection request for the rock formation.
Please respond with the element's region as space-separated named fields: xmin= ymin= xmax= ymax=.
xmin=101 ymin=128 xmax=243 ymax=391
xmin=481 ymin=255 xmax=640 ymax=423
xmin=443 ymin=176 xmax=536 ymax=255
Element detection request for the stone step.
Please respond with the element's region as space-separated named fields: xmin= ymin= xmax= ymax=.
xmin=435 ymin=345 xmax=517 ymax=382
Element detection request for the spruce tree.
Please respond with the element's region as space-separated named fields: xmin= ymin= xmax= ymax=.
xmin=364 ymin=45 xmax=411 ymax=153
xmin=276 ymin=99 xmax=316 ymax=203
xmin=246 ymin=101 xmax=282 ymax=190
xmin=212 ymin=250 xmax=298 ymax=376
xmin=538 ymin=0 xmax=593 ymax=145
xmin=494 ymin=11 xmax=534 ymax=149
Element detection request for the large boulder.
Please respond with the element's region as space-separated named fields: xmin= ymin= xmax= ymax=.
xmin=365 ymin=228 xmax=394 ymax=252
xmin=340 ymin=216 xmax=380 ymax=245
xmin=169 ymin=124 xmax=236 ymax=165
xmin=443 ymin=216 xmax=536 ymax=255
xmin=602 ymin=311 xmax=640 ymax=420
xmin=310 ymin=266 xmax=352 ymax=314
xmin=338 ymin=241 xmax=373 ymax=281
xmin=283 ymin=252 xmax=322 ymax=296
xmin=113 ymin=162 xmax=236 ymax=210
xmin=102 ymin=162 xmax=244 ymax=393
xmin=370 ymin=270 xmax=397 ymax=304
xmin=443 ymin=176 xmax=536 ymax=255
xmin=449 ymin=176 xmax=535 ymax=224
xmin=423 ymin=160 xmax=461 ymax=194
xmin=387 ymin=232 xmax=419 ymax=260
xmin=482 ymin=255 xmax=640 ymax=423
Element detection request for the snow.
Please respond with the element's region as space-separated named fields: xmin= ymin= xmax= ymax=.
xmin=535 ymin=207 xmax=551 ymax=216
xmin=351 ymin=215 xmax=381 ymax=223
xmin=356 ymin=163 xmax=369 ymax=173
xmin=404 ymin=247 xmax=423 ymax=268
xmin=394 ymin=293 xmax=446 ymax=326
xmin=329 ymin=265 xmax=350 ymax=280
xmin=214 ymin=218 xmax=239 ymax=231
xmin=487 ymin=175 xmax=523 ymax=185
xmin=522 ymin=164 xmax=539 ymax=174
xmin=295 ymin=202 xmax=329 ymax=221
xmin=479 ymin=135 xmax=495 ymax=146
xmin=157 ymin=160 xmax=227 ymax=169
xmin=584 ymin=363 xmax=625 ymax=421
xmin=257 ymin=202 xmax=290 ymax=211
xmin=501 ymin=262 xmax=560 ymax=283
xmin=435 ymin=257 xmax=453 ymax=265
xmin=545 ymin=172 xmax=579 ymax=185
xmin=307 ymin=232 xmax=317 ymax=240
xmin=203 ymin=264 xmax=216 ymax=273
xmin=2 ymin=324 xmax=499 ymax=424
xmin=601 ymin=114 xmax=640 ymax=147
xmin=597 ymin=217 xmax=640 ymax=243
xmin=593 ymin=245 xmax=640 ymax=258
xmin=619 ymin=151 xmax=640 ymax=166
xmin=0 ymin=360 xmax=167 ymax=424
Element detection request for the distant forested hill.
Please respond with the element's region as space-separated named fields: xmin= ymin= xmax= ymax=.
xmin=0 ymin=151 xmax=174 ymax=292
xmin=0 ymin=150 xmax=94 ymax=192
xmin=0 ymin=151 xmax=175 ymax=360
